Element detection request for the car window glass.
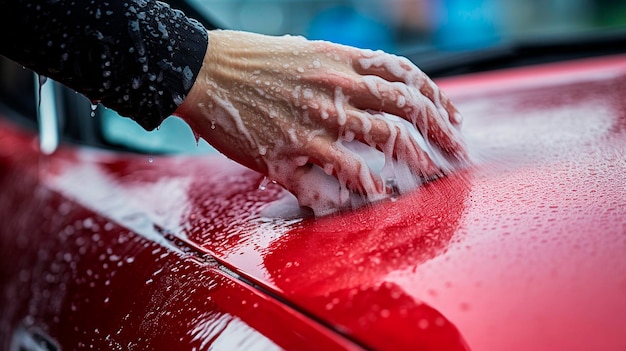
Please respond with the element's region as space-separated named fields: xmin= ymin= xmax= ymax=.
xmin=100 ymin=108 xmax=217 ymax=155
xmin=0 ymin=57 xmax=38 ymax=127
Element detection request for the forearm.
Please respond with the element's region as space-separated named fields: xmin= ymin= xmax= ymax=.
xmin=0 ymin=0 xmax=208 ymax=130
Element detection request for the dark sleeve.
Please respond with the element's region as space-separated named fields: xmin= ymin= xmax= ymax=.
xmin=0 ymin=0 xmax=208 ymax=131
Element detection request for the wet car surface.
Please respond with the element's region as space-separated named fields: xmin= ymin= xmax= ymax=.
xmin=1 ymin=53 xmax=625 ymax=350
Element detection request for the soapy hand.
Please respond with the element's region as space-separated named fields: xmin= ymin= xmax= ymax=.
xmin=176 ymin=30 xmax=467 ymax=215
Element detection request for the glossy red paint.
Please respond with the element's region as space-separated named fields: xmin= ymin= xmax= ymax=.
xmin=0 ymin=124 xmax=361 ymax=350
xmin=1 ymin=54 xmax=625 ymax=350
xmin=182 ymin=55 xmax=626 ymax=350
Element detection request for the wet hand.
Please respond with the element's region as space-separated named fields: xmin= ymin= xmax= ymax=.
xmin=176 ymin=30 xmax=467 ymax=214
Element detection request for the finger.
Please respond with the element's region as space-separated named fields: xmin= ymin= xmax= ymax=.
xmin=345 ymin=76 xmax=466 ymax=159
xmin=311 ymin=106 xmax=399 ymax=148
xmin=327 ymin=109 xmax=448 ymax=181
xmin=354 ymin=111 xmax=445 ymax=178
xmin=418 ymin=75 xmax=464 ymax=127
xmin=336 ymin=108 xmax=409 ymax=147
xmin=352 ymin=49 xmax=416 ymax=84
xmin=351 ymin=50 xmax=464 ymax=128
xmin=305 ymin=135 xmax=383 ymax=195
xmin=388 ymin=117 xmax=448 ymax=179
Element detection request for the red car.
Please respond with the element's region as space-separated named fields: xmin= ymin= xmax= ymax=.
xmin=1 ymin=3 xmax=625 ymax=351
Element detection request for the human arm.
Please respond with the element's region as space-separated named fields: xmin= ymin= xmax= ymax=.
xmin=0 ymin=0 xmax=207 ymax=130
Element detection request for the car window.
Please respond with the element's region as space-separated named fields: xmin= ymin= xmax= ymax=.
xmin=0 ymin=57 xmax=38 ymax=128
xmin=0 ymin=58 xmax=217 ymax=155
xmin=100 ymin=108 xmax=217 ymax=155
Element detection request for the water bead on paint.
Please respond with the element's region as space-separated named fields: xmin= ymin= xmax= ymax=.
xmin=258 ymin=177 xmax=271 ymax=191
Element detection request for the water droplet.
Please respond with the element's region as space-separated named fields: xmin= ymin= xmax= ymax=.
xmin=434 ymin=317 xmax=446 ymax=326
xmin=385 ymin=178 xmax=400 ymax=200
xmin=258 ymin=177 xmax=271 ymax=191
xmin=193 ymin=131 xmax=201 ymax=146
xmin=418 ymin=318 xmax=429 ymax=329
xmin=90 ymin=103 xmax=98 ymax=118
xmin=147 ymin=157 xmax=153 ymax=163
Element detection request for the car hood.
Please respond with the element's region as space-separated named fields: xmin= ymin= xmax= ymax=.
xmin=42 ymin=54 xmax=626 ymax=350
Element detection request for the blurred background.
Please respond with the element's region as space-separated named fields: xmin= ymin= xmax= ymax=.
xmin=99 ymin=0 xmax=626 ymax=154
xmin=1 ymin=0 xmax=624 ymax=156
xmin=189 ymin=0 xmax=626 ymax=54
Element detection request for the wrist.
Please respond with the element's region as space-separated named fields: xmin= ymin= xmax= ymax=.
xmin=174 ymin=33 xmax=212 ymax=125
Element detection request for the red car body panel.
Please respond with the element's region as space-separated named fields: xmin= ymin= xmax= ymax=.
xmin=1 ymin=54 xmax=625 ymax=350
xmin=0 ymin=123 xmax=362 ymax=350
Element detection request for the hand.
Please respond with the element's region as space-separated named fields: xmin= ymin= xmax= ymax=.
xmin=176 ymin=30 xmax=467 ymax=214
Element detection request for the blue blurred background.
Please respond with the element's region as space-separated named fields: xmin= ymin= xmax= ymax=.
xmin=189 ymin=0 xmax=626 ymax=53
